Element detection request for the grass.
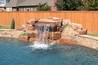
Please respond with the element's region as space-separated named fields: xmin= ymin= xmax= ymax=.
xmin=88 ymin=33 xmax=98 ymax=37
xmin=0 ymin=25 xmax=10 ymax=29
xmin=19 ymin=33 xmax=27 ymax=36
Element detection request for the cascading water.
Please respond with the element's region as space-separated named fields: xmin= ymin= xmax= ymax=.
xmin=29 ymin=23 xmax=55 ymax=49
xmin=36 ymin=24 xmax=52 ymax=43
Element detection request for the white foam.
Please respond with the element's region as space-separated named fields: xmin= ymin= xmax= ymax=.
xmin=29 ymin=42 xmax=50 ymax=50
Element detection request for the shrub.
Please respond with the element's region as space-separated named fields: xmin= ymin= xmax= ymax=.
xmin=10 ymin=18 xmax=15 ymax=29
xmin=37 ymin=3 xmax=51 ymax=11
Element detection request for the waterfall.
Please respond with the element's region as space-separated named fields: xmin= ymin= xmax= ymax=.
xmin=29 ymin=23 xmax=56 ymax=49
xmin=35 ymin=23 xmax=54 ymax=44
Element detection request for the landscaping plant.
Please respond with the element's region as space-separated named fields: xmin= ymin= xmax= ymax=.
xmin=10 ymin=18 xmax=15 ymax=29
xmin=37 ymin=3 xmax=51 ymax=11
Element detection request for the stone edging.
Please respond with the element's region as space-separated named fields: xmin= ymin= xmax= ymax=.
xmin=76 ymin=35 xmax=98 ymax=50
xmin=79 ymin=35 xmax=98 ymax=41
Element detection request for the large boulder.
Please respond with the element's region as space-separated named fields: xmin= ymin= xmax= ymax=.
xmin=27 ymin=32 xmax=36 ymax=38
xmin=27 ymin=19 xmax=39 ymax=25
xmin=71 ymin=23 xmax=83 ymax=29
xmin=62 ymin=25 xmax=78 ymax=37
xmin=18 ymin=36 xmax=29 ymax=42
xmin=25 ymin=24 xmax=34 ymax=30
xmin=38 ymin=18 xmax=62 ymax=27
xmin=16 ymin=25 xmax=26 ymax=31
xmin=76 ymin=28 xmax=87 ymax=35
xmin=70 ymin=23 xmax=87 ymax=35
xmin=62 ymin=19 xmax=71 ymax=26
xmin=29 ymin=38 xmax=36 ymax=42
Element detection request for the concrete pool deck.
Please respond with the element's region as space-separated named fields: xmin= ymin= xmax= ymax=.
xmin=0 ymin=29 xmax=23 ymax=38
xmin=76 ymin=35 xmax=98 ymax=50
xmin=79 ymin=35 xmax=98 ymax=41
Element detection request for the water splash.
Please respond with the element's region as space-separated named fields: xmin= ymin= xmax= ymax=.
xmin=29 ymin=42 xmax=49 ymax=50
xmin=29 ymin=23 xmax=56 ymax=50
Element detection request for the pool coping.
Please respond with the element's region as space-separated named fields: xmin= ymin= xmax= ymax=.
xmin=79 ymin=35 xmax=98 ymax=41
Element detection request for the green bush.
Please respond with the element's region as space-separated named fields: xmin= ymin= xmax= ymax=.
xmin=10 ymin=18 xmax=15 ymax=29
xmin=37 ymin=3 xmax=51 ymax=11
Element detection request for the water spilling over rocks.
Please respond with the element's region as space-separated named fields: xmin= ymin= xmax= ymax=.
xmin=18 ymin=17 xmax=87 ymax=45
xmin=35 ymin=24 xmax=54 ymax=44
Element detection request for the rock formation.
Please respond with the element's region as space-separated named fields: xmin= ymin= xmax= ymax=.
xmin=18 ymin=17 xmax=87 ymax=45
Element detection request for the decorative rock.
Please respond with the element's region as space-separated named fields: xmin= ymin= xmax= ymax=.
xmin=63 ymin=19 xmax=71 ymax=26
xmin=62 ymin=25 xmax=78 ymax=37
xmin=29 ymin=38 xmax=36 ymax=42
xmin=38 ymin=18 xmax=62 ymax=27
xmin=71 ymin=23 xmax=83 ymax=29
xmin=27 ymin=19 xmax=39 ymax=25
xmin=18 ymin=36 xmax=29 ymax=42
xmin=16 ymin=25 xmax=26 ymax=31
xmin=26 ymin=24 xmax=34 ymax=30
xmin=28 ymin=32 xmax=36 ymax=38
xmin=77 ymin=28 xmax=87 ymax=35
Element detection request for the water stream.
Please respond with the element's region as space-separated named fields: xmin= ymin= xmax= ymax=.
xmin=30 ymin=23 xmax=55 ymax=49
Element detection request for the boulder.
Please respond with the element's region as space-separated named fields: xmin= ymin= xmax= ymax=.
xmin=70 ymin=23 xmax=87 ymax=35
xmin=56 ymin=38 xmax=77 ymax=45
xmin=27 ymin=19 xmax=39 ymax=25
xmin=27 ymin=32 xmax=36 ymax=38
xmin=18 ymin=36 xmax=29 ymax=42
xmin=62 ymin=25 xmax=78 ymax=37
xmin=63 ymin=19 xmax=71 ymax=26
xmin=77 ymin=28 xmax=87 ymax=35
xmin=25 ymin=24 xmax=34 ymax=30
xmin=71 ymin=23 xmax=83 ymax=30
xmin=48 ymin=17 xmax=62 ymax=21
xmin=29 ymin=38 xmax=36 ymax=42
xmin=16 ymin=25 xmax=26 ymax=31
xmin=39 ymin=19 xmax=56 ymax=23
xmin=38 ymin=18 xmax=62 ymax=27
xmin=47 ymin=17 xmax=63 ymax=26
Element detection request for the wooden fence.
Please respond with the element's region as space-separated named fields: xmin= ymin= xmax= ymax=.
xmin=0 ymin=11 xmax=98 ymax=32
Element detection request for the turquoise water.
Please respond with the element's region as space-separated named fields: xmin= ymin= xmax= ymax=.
xmin=0 ymin=38 xmax=98 ymax=65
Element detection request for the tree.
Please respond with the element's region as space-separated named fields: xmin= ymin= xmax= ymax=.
xmin=82 ymin=0 xmax=98 ymax=10
xmin=89 ymin=0 xmax=98 ymax=10
xmin=37 ymin=3 xmax=51 ymax=11
xmin=56 ymin=0 xmax=98 ymax=11
xmin=10 ymin=18 xmax=15 ymax=29
xmin=55 ymin=0 xmax=65 ymax=11
xmin=56 ymin=0 xmax=82 ymax=11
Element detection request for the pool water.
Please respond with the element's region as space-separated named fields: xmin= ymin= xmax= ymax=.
xmin=0 ymin=38 xmax=98 ymax=65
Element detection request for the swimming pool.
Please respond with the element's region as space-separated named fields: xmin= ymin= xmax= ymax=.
xmin=0 ymin=38 xmax=98 ymax=65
